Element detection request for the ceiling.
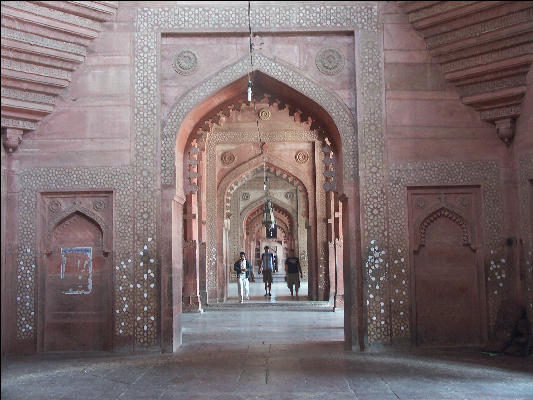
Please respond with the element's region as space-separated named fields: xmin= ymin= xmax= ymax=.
xmin=397 ymin=1 xmax=533 ymax=144
xmin=1 ymin=1 xmax=118 ymax=151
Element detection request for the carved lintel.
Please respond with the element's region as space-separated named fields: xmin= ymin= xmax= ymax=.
xmin=2 ymin=128 xmax=23 ymax=153
xmin=494 ymin=118 xmax=515 ymax=146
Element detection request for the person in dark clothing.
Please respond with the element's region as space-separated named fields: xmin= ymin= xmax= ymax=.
xmin=285 ymin=249 xmax=303 ymax=298
xmin=259 ymin=246 xmax=274 ymax=296
xmin=233 ymin=251 xmax=252 ymax=303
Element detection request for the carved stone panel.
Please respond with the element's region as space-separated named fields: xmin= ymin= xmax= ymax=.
xmin=39 ymin=192 xmax=113 ymax=351
xmin=408 ymin=187 xmax=485 ymax=346
xmin=43 ymin=212 xmax=111 ymax=351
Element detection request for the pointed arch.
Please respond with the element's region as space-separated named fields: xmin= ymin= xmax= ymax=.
xmin=164 ymin=53 xmax=357 ymax=193
xmin=242 ymin=200 xmax=295 ymax=235
xmin=45 ymin=205 xmax=111 ymax=254
xmin=217 ymin=153 xmax=311 ymax=217
xmin=414 ymin=205 xmax=474 ymax=252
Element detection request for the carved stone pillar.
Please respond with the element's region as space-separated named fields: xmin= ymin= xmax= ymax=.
xmin=182 ymin=192 xmax=202 ymax=313
xmin=334 ymin=194 xmax=344 ymax=308
xmin=327 ymin=191 xmax=336 ymax=304
xmin=196 ymin=141 xmax=208 ymax=306
xmin=182 ymin=239 xmax=202 ymax=313
xmin=315 ymin=141 xmax=328 ymax=300
xmin=171 ymin=194 xmax=186 ymax=351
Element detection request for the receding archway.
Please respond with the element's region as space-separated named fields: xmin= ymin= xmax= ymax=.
xmin=165 ymin=54 xmax=361 ymax=351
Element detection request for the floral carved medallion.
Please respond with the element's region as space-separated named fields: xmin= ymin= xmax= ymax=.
xmin=295 ymin=151 xmax=310 ymax=164
xmin=172 ymin=50 xmax=198 ymax=75
xmin=258 ymin=108 xmax=271 ymax=120
xmin=316 ymin=48 xmax=345 ymax=76
xmin=221 ymin=152 xmax=235 ymax=166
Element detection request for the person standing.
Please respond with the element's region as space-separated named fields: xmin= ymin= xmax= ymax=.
xmin=233 ymin=251 xmax=252 ymax=303
xmin=285 ymin=249 xmax=303 ymax=299
xmin=259 ymin=245 xmax=274 ymax=297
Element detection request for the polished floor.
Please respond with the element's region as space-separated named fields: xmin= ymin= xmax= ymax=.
xmin=2 ymin=300 xmax=533 ymax=400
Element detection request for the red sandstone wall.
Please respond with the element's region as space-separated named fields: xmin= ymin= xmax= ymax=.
xmin=383 ymin=3 xmax=504 ymax=164
xmin=2 ymin=1 xmax=531 ymax=353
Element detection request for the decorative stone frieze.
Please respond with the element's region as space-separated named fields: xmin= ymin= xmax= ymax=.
xmin=1 ymin=27 xmax=86 ymax=56
xmin=1 ymin=118 xmax=37 ymax=131
xmin=1 ymin=88 xmax=56 ymax=105
xmin=4 ymin=1 xmax=102 ymax=31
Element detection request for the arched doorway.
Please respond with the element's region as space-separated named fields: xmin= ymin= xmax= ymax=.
xmin=165 ymin=56 xmax=361 ymax=350
xmin=40 ymin=211 xmax=112 ymax=352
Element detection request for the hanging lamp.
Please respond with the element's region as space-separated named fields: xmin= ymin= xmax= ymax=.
xmin=247 ymin=1 xmax=276 ymax=233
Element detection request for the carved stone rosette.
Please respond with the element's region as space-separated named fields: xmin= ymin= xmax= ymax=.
xmin=316 ymin=48 xmax=345 ymax=76
xmin=295 ymin=151 xmax=309 ymax=164
xmin=221 ymin=152 xmax=235 ymax=166
xmin=258 ymin=108 xmax=271 ymax=120
xmin=172 ymin=50 xmax=198 ymax=75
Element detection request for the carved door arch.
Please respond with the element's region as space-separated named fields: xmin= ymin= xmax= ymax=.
xmin=409 ymin=189 xmax=485 ymax=347
xmin=41 ymin=210 xmax=112 ymax=352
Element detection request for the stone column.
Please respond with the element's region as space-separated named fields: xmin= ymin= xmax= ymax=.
xmin=182 ymin=193 xmax=202 ymax=313
xmin=171 ymin=195 xmax=185 ymax=351
xmin=315 ymin=141 xmax=328 ymax=300
xmin=196 ymin=141 xmax=208 ymax=306
xmin=327 ymin=191 xmax=336 ymax=304
xmin=341 ymin=185 xmax=365 ymax=351
xmin=1 ymin=143 xmax=7 ymax=354
xmin=334 ymin=194 xmax=344 ymax=308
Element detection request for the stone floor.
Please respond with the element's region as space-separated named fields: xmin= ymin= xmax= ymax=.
xmin=2 ymin=306 xmax=533 ymax=400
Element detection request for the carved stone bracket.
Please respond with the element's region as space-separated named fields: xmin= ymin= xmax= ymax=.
xmin=397 ymin=1 xmax=533 ymax=147
xmin=494 ymin=118 xmax=516 ymax=146
xmin=2 ymin=127 xmax=23 ymax=153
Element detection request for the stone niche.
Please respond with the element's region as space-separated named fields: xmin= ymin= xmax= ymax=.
xmin=37 ymin=192 xmax=113 ymax=352
xmin=407 ymin=186 xmax=486 ymax=347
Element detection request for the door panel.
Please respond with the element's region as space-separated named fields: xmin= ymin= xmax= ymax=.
xmin=408 ymin=193 xmax=482 ymax=347
xmin=415 ymin=246 xmax=480 ymax=346
xmin=44 ymin=213 xmax=111 ymax=351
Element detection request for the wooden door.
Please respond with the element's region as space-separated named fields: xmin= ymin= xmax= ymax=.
xmin=44 ymin=212 xmax=111 ymax=351
xmin=414 ymin=214 xmax=480 ymax=346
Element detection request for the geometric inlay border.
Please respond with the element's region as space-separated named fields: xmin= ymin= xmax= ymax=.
xmin=388 ymin=160 xmax=505 ymax=340
xmin=135 ymin=3 xmax=382 ymax=345
xmin=15 ymin=166 xmax=135 ymax=340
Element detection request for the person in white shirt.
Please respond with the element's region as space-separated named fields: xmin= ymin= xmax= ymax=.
xmin=233 ymin=251 xmax=252 ymax=303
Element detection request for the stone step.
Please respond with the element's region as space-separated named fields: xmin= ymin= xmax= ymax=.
xmin=204 ymin=300 xmax=335 ymax=312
